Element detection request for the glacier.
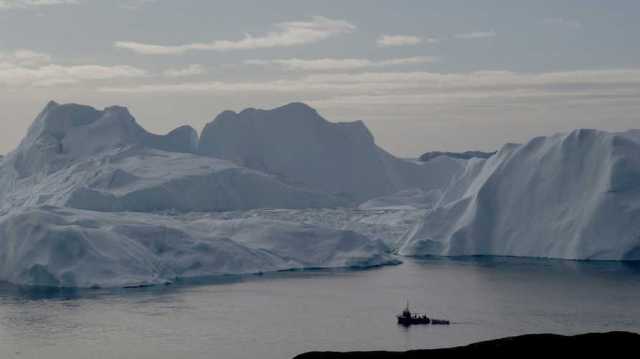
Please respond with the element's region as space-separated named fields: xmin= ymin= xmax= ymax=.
xmin=399 ymin=129 xmax=640 ymax=261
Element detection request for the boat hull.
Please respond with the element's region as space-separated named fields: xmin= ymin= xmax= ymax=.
xmin=397 ymin=316 xmax=430 ymax=326
xmin=397 ymin=316 xmax=450 ymax=326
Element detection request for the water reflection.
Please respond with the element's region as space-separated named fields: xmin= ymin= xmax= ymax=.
xmin=412 ymin=255 xmax=640 ymax=276
xmin=0 ymin=256 xmax=637 ymax=304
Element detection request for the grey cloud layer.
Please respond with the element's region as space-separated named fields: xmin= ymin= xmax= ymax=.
xmin=98 ymin=69 xmax=640 ymax=109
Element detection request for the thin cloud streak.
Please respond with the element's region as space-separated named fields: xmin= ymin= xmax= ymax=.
xmin=162 ymin=64 xmax=206 ymax=77
xmin=115 ymin=16 xmax=356 ymax=55
xmin=0 ymin=0 xmax=78 ymax=9
xmin=0 ymin=0 xmax=160 ymax=10
xmin=0 ymin=49 xmax=147 ymax=86
xmin=243 ymin=56 xmax=437 ymax=71
xmin=98 ymin=69 xmax=640 ymax=112
xmin=376 ymin=35 xmax=427 ymax=47
xmin=454 ymin=31 xmax=496 ymax=39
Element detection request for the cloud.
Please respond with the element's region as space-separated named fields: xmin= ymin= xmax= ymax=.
xmin=0 ymin=0 xmax=78 ymax=10
xmin=244 ymin=56 xmax=437 ymax=71
xmin=0 ymin=64 xmax=147 ymax=86
xmin=377 ymin=35 xmax=429 ymax=47
xmin=98 ymin=69 xmax=640 ymax=107
xmin=454 ymin=31 xmax=496 ymax=39
xmin=119 ymin=0 xmax=160 ymax=10
xmin=543 ymin=17 xmax=582 ymax=29
xmin=0 ymin=49 xmax=51 ymax=66
xmin=162 ymin=64 xmax=206 ymax=77
xmin=0 ymin=0 xmax=161 ymax=10
xmin=302 ymin=70 xmax=640 ymax=89
xmin=0 ymin=49 xmax=146 ymax=86
xmin=115 ymin=16 xmax=355 ymax=55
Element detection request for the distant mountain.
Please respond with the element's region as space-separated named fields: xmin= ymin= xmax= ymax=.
xmin=419 ymin=150 xmax=496 ymax=162
xmin=401 ymin=129 xmax=640 ymax=261
xmin=198 ymin=103 xmax=465 ymax=202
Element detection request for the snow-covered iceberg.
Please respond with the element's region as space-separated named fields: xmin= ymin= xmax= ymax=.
xmin=0 ymin=101 xmax=403 ymax=288
xmin=0 ymin=102 xmax=346 ymax=213
xmin=198 ymin=103 xmax=465 ymax=202
xmin=0 ymin=206 xmax=395 ymax=288
xmin=10 ymin=101 xmax=198 ymax=179
xmin=400 ymin=129 xmax=640 ymax=261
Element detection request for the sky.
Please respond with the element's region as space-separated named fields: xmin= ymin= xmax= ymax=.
xmin=1 ymin=0 xmax=639 ymax=157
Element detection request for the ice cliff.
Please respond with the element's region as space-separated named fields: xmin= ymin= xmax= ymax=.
xmin=400 ymin=129 xmax=640 ymax=261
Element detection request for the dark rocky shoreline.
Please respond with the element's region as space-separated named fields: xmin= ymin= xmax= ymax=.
xmin=294 ymin=332 xmax=639 ymax=358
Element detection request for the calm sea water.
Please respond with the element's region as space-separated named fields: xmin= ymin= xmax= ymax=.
xmin=0 ymin=257 xmax=639 ymax=359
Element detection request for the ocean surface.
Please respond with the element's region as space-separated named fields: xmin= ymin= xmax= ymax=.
xmin=0 ymin=257 xmax=639 ymax=359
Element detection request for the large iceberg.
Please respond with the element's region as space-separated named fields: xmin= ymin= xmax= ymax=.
xmin=400 ymin=129 xmax=640 ymax=260
xmin=0 ymin=102 xmax=412 ymax=288
xmin=0 ymin=102 xmax=346 ymax=213
xmin=0 ymin=206 xmax=394 ymax=288
xmin=10 ymin=101 xmax=198 ymax=179
xmin=198 ymin=103 xmax=465 ymax=202
xmin=2 ymin=100 xmax=637 ymax=288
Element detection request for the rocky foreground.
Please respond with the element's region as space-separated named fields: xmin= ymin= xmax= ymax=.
xmin=293 ymin=332 xmax=639 ymax=358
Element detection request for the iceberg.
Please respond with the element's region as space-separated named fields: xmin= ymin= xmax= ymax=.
xmin=0 ymin=102 xmax=347 ymax=213
xmin=400 ymin=129 xmax=640 ymax=261
xmin=3 ymin=100 xmax=637 ymax=288
xmin=0 ymin=102 xmax=408 ymax=287
xmin=198 ymin=103 xmax=465 ymax=203
xmin=0 ymin=206 xmax=395 ymax=288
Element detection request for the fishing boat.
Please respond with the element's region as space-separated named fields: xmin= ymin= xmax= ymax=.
xmin=396 ymin=302 xmax=450 ymax=326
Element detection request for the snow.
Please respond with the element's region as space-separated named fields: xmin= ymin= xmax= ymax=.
xmin=358 ymin=188 xmax=443 ymax=210
xmin=0 ymin=206 xmax=396 ymax=288
xmin=400 ymin=129 xmax=640 ymax=261
xmin=198 ymin=103 xmax=466 ymax=203
xmin=201 ymin=208 xmax=428 ymax=249
xmin=0 ymin=147 xmax=347 ymax=213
